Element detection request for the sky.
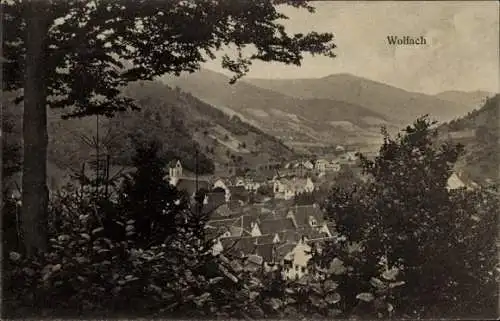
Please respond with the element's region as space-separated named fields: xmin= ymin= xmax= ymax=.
xmin=203 ymin=1 xmax=499 ymax=95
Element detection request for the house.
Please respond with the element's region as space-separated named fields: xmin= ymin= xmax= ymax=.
xmin=338 ymin=152 xmax=359 ymax=164
xmin=218 ymin=234 xmax=281 ymax=259
xmin=303 ymin=160 xmax=314 ymax=170
xmin=346 ymin=151 xmax=358 ymax=162
xmin=168 ymin=160 xmax=183 ymax=181
xmin=315 ymin=159 xmax=341 ymax=173
xmin=227 ymin=199 xmax=244 ymax=211
xmin=220 ymin=236 xmax=258 ymax=258
xmin=281 ymin=241 xmax=312 ymax=280
xmin=296 ymin=226 xmax=331 ymax=240
xmin=285 ymin=204 xmax=333 ymax=238
xmin=260 ymin=218 xmax=296 ymax=235
xmin=447 ymin=172 xmax=466 ymax=190
xmin=254 ymin=243 xmax=281 ymax=272
xmin=254 ymin=233 xmax=280 ymax=245
xmin=244 ymin=254 xmax=264 ymax=272
xmin=213 ymin=178 xmax=231 ymax=202
xmin=273 ymin=177 xmax=315 ymax=200
xmin=228 ymin=185 xmax=250 ymax=203
xmin=235 ymin=178 xmax=261 ymax=192
xmin=204 ymin=214 xmax=255 ymax=245
xmin=206 ymin=217 xmax=241 ymax=238
xmin=210 ymin=239 xmax=224 ymax=256
xmin=210 ymin=203 xmax=233 ymax=219
xmin=278 ymin=230 xmax=302 ymax=244
xmin=240 ymin=215 xmax=262 ymax=237
xmin=329 ymin=162 xmax=341 ymax=172
xmin=314 ymin=159 xmax=331 ymax=172
xmin=286 ymin=204 xmax=324 ymax=228
xmin=165 ymin=159 xmax=212 ymax=198
xmin=202 ymin=191 xmax=227 ymax=214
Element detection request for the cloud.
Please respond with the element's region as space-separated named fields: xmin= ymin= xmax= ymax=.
xmin=203 ymin=1 xmax=498 ymax=94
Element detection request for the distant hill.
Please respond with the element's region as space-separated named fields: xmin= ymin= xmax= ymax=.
xmin=245 ymin=73 xmax=479 ymax=126
xmin=161 ymin=69 xmax=393 ymax=150
xmin=439 ymin=94 xmax=499 ymax=186
xmin=47 ymin=81 xmax=295 ymax=181
xmin=434 ymin=90 xmax=493 ymax=110
xmin=4 ymin=81 xmax=295 ymax=190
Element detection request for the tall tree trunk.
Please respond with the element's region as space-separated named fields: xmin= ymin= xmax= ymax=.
xmin=22 ymin=1 xmax=50 ymax=256
xmin=0 ymin=3 xmax=4 ymax=213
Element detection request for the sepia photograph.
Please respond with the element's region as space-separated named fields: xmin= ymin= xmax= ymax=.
xmin=1 ymin=0 xmax=499 ymax=319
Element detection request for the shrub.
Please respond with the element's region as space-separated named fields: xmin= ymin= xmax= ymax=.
xmin=319 ymin=117 xmax=499 ymax=318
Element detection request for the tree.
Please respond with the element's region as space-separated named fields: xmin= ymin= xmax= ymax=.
xmin=319 ymin=116 xmax=498 ymax=318
xmin=4 ymin=0 xmax=336 ymax=255
xmin=118 ymin=139 xmax=194 ymax=248
xmin=2 ymin=96 xmax=22 ymax=188
xmin=334 ymin=164 xmax=361 ymax=189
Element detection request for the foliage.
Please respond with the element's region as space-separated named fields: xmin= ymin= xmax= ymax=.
xmin=334 ymin=164 xmax=363 ymax=189
xmin=4 ymin=0 xmax=335 ymax=114
xmin=116 ymin=139 xmax=204 ymax=247
xmin=4 ymin=0 xmax=335 ymax=255
xmin=320 ymin=116 xmax=499 ymax=318
xmin=294 ymin=189 xmax=329 ymax=205
xmin=2 ymin=196 xmax=23 ymax=259
xmin=6 ymin=115 xmax=497 ymax=319
xmin=103 ymin=82 xmax=216 ymax=174
xmin=3 ymin=155 xmax=243 ymax=318
xmin=439 ymin=94 xmax=499 ymax=185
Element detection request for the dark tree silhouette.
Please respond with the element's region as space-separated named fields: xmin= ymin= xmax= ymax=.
xmin=118 ymin=139 xmax=191 ymax=248
xmin=3 ymin=0 xmax=336 ymax=255
xmin=319 ymin=116 xmax=498 ymax=318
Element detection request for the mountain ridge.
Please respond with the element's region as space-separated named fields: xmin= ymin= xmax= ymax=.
xmin=161 ymin=69 xmax=394 ymax=150
xmin=4 ymin=80 xmax=296 ymax=190
xmin=244 ymin=72 xmax=480 ymax=125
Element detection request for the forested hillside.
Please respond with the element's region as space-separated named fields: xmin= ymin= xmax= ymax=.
xmin=4 ymin=81 xmax=295 ymax=189
xmin=104 ymin=81 xmax=295 ymax=174
xmin=439 ymin=94 xmax=499 ymax=185
xmin=163 ymin=69 xmax=393 ymax=148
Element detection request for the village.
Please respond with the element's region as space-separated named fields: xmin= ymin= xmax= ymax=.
xmin=164 ymin=144 xmax=475 ymax=281
xmin=164 ymin=149 xmax=362 ymax=280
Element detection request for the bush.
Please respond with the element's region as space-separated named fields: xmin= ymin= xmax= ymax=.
xmin=2 ymin=140 xmax=217 ymax=317
xmin=318 ymin=117 xmax=499 ymax=318
xmin=5 ymin=117 xmax=497 ymax=320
